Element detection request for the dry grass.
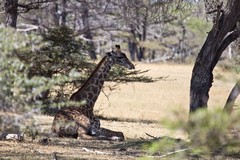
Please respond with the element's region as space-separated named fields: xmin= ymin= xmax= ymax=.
xmin=1 ymin=62 xmax=239 ymax=159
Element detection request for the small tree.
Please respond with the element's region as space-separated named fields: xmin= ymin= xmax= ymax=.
xmin=14 ymin=26 xmax=156 ymax=112
xmin=16 ymin=26 xmax=93 ymax=104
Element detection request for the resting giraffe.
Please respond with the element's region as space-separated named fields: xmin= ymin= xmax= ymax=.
xmin=51 ymin=45 xmax=135 ymax=141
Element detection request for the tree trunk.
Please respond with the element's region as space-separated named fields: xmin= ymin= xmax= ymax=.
xmin=61 ymin=0 xmax=68 ymax=26
xmin=128 ymin=38 xmax=136 ymax=61
xmin=129 ymin=25 xmax=140 ymax=61
xmin=5 ymin=0 xmax=18 ymax=28
xmin=138 ymin=47 xmax=145 ymax=61
xmin=52 ymin=2 xmax=60 ymax=26
xmin=138 ymin=13 xmax=148 ymax=61
xmin=82 ymin=6 xmax=97 ymax=60
xmin=190 ymin=1 xmax=240 ymax=113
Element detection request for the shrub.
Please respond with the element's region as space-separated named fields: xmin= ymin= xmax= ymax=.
xmin=148 ymin=108 xmax=240 ymax=158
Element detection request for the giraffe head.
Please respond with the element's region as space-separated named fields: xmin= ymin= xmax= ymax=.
xmin=107 ymin=45 xmax=135 ymax=69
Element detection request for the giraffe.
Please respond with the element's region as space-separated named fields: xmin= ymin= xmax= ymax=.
xmin=51 ymin=45 xmax=135 ymax=141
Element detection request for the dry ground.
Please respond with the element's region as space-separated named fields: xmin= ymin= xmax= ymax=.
xmin=0 ymin=62 xmax=239 ymax=159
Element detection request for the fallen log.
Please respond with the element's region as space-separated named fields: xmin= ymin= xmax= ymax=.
xmin=0 ymin=132 xmax=24 ymax=141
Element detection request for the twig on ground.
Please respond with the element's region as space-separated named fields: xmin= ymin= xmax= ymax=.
xmin=82 ymin=147 xmax=111 ymax=155
xmin=145 ymin=133 xmax=159 ymax=139
xmin=147 ymin=148 xmax=190 ymax=158
xmin=0 ymin=132 xmax=24 ymax=141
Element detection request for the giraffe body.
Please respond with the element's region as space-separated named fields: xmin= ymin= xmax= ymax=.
xmin=51 ymin=45 xmax=134 ymax=141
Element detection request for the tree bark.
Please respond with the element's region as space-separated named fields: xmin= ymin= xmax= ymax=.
xmin=190 ymin=0 xmax=240 ymax=113
xmin=5 ymin=0 xmax=18 ymax=28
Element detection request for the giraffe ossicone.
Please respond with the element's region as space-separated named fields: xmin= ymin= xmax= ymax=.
xmin=51 ymin=45 xmax=134 ymax=141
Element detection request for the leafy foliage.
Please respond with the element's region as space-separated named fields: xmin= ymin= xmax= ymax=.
xmin=108 ymin=66 xmax=156 ymax=83
xmin=147 ymin=109 xmax=240 ymax=158
xmin=0 ymin=27 xmax=39 ymax=112
xmin=0 ymin=26 xmax=156 ymax=114
xmin=16 ymin=27 xmax=93 ymax=102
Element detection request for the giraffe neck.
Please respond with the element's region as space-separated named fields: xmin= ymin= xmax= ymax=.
xmin=70 ymin=56 xmax=113 ymax=111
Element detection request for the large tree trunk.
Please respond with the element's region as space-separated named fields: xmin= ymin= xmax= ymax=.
xmin=190 ymin=1 xmax=240 ymax=113
xmin=5 ymin=0 xmax=18 ymax=28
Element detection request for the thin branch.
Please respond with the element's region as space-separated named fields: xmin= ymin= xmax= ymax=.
xmin=17 ymin=0 xmax=56 ymax=13
xmin=146 ymin=148 xmax=190 ymax=158
xmin=17 ymin=0 xmax=56 ymax=8
xmin=215 ymin=29 xmax=240 ymax=62
xmin=102 ymin=2 xmax=110 ymax=13
xmin=82 ymin=147 xmax=111 ymax=155
xmin=145 ymin=132 xmax=159 ymax=139
xmin=213 ymin=2 xmax=223 ymax=36
xmin=16 ymin=23 xmax=39 ymax=32
xmin=206 ymin=9 xmax=224 ymax=14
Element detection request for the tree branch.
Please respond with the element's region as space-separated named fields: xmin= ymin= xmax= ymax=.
xmin=223 ymin=79 xmax=240 ymax=114
xmin=17 ymin=0 xmax=56 ymax=13
xmin=215 ymin=29 xmax=240 ymax=63
xmin=213 ymin=2 xmax=223 ymax=37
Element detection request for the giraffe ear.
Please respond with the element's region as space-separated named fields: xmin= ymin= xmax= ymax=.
xmin=106 ymin=51 xmax=115 ymax=57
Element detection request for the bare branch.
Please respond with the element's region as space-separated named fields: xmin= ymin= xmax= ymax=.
xmin=146 ymin=148 xmax=190 ymax=159
xmin=17 ymin=0 xmax=56 ymax=13
xmin=215 ymin=29 xmax=240 ymax=62
xmin=223 ymin=79 xmax=240 ymax=114
xmin=213 ymin=2 xmax=223 ymax=36
xmin=145 ymin=132 xmax=159 ymax=139
xmin=0 ymin=132 xmax=24 ymax=141
xmin=82 ymin=147 xmax=111 ymax=155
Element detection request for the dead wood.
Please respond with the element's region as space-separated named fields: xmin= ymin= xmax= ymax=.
xmin=0 ymin=132 xmax=24 ymax=141
xmin=223 ymin=79 xmax=240 ymax=114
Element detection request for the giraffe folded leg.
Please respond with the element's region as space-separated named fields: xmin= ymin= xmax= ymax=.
xmin=88 ymin=117 xmax=124 ymax=141
xmin=95 ymin=127 xmax=125 ymax=141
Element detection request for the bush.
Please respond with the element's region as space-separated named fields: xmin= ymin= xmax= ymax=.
xmin=147 ymin=108 xmax=240 ymax=158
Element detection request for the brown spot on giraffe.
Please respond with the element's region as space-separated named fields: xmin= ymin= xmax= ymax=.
xmin=51 ymin=45 xmax=135 ymax=141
